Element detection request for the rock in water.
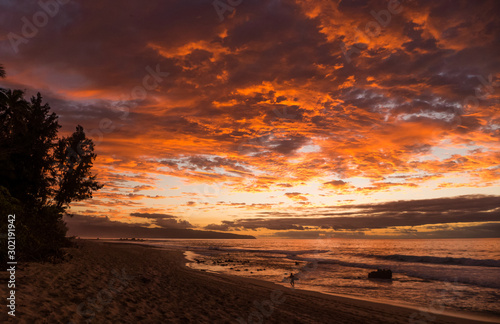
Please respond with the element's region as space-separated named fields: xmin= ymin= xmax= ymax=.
xmin=368 ymin=269 xmax=392 ymax=279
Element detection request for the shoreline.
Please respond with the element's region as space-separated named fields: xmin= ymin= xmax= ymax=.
xmin=1 ymin=240 xmax=499 ymax=323
xmin=194 ymin=268 xmax=500 ymax=324
xmin=125 ymin=239 xmax=500 ymax=323
xmin=177 ymin=247 xmax=500 ymax=324
xmin=106 ymin=240 xmax=500 ymax=323
xmin=114 ymin=240 xmax=500 ymax=324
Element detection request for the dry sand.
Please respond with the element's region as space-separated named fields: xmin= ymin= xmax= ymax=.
xmin=1 ymin=240 xmax=499 ymax=324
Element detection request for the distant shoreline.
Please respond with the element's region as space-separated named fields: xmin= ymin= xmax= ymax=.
xmin=2 ymin=240 xmax=499 ymax=323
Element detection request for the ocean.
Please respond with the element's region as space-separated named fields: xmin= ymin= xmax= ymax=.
xmin=125 ymin=238 xmax=500 ymax=317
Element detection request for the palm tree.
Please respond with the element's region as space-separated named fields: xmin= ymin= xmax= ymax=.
xmin=0 ymin=64 xmax=5 ymax=78
xmin=2 ymin=89 xmax=25 ymax=108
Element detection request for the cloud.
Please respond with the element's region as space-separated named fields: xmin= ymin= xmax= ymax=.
xmin=265 ymin=222 xmax=500 ymax=239
xmin=133 ymin=185 xmax=155 ymax=192
xmin=285 ymin=192 xmax=309 ymax=202
xmin=129 ymin=212 xmax=177 ymax=219
xmin=323 ymin=180 xmax=348 ymax=189
xmin=129 ymin=212 xmax=193 ymax=229
xmin=64 ymin=214 xmax=254 ymax=239
xmin=205 ymin=195 xmax=500 ymax=234
xmin=2 ymin=0 xmax=496 ymax=190
xmin=204 ymin=221 xmax=236 ymax=231
xmin=1 ymin=0 xmax=499 ymax=230
xmin=422 ymin=222 xmax=500 ymax=238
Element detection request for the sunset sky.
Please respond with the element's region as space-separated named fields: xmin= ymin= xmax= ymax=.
xmin=1 ymin=0 xmax=499 ymax=238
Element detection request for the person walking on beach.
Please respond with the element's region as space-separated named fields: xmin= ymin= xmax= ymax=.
xmin=289 ymin=273 xmax=296 ymax=287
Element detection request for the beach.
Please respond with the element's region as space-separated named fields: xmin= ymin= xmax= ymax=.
xmin=1 ymin=240 xmax=499 ymax=324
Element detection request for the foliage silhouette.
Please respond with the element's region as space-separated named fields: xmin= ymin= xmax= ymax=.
xmin=0 ymin=66 xmax=102 ymax=262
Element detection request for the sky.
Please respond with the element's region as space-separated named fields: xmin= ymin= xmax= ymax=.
xmin=1 ymin=0 xmax=499 ymax=239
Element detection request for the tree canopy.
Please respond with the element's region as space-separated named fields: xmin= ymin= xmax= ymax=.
xmin=0 ymin=66 xmax=102 ymax=261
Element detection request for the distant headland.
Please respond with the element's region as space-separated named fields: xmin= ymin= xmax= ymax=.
xmin=67 ymin=226 xmax=256 ymax=239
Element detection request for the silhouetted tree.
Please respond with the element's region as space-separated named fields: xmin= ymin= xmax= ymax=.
xmin=53 ymin=125 xmax=102 ymax=208
xmin=0 ymin=64 xmax=5 ymax=78
xmin=0 ymin=66 xmax=102 ymax=261
xmin=0 ymin=91 xmax=60 ymax=208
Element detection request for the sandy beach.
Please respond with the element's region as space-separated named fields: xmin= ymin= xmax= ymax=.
xmin=1 ymin=240 xmax=499 ymax=324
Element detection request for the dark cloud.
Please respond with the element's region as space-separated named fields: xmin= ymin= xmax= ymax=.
xmin=324 ymin=180 xmax=347 ymax=187
xmin=204 ymin=221 xmax=235 ymax=231
xmin=272 ymin=135 xmax=310 ymax=155
xmin=285 ymin=192 xmax=309 ymax=201
xmin=205 ymin=195 xmax=500 ymax=234
xmin=130 ymin=212 xmax=177 ymax=219
xmin=129 ymin=212 xmax=193 ymax=229
xmin=133 ymin=185 xmax=155 ymax=192
xmin=265 ymin=223 xmax=500 ymax=239
xmin=65 ymin=214 xmax=255 ymax=239
xmin=185 ymin=156 xmax=250 ymax=172
xmin=423 ymin=222 xmax=500 ymax=238
xmin=334 ymin=194 xmax=500 ymax=215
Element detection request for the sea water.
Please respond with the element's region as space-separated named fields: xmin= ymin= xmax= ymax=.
xmin=130 ymin=238 xmax=500 ymax=317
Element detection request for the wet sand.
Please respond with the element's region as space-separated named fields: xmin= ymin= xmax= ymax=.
xmin=1 ymin=240 xmax=499 ymax=323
